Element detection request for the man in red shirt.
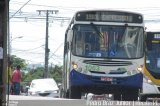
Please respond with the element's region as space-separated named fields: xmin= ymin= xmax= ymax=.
xmin=12 ymin=65 xmax=22 ymax=95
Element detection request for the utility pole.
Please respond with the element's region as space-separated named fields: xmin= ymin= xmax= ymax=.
xmin=0 ymin=0 xmax=9 ymax=104
xmin=37 ymin=10 xmax=59 ymax=78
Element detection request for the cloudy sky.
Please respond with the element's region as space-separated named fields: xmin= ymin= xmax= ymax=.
xmin=9 ymin=0 xmax=160 ymax=65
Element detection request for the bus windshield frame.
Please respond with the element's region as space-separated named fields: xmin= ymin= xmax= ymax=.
xmin=71 ymin=24 xmax=144 ymax=59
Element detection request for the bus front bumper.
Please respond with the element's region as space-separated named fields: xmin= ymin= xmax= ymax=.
xmin=70 ymin=70 xmax=143 ymax=93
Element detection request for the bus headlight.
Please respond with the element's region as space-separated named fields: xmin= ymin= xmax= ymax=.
xmin=127 ymin=65 xmax=143 ymax=75
xmin=73 ymin=63 xmax=78 ymax=69
xmin=72 ymin=62 xmax=82 ymax=72
xmin=127 ymin=69 xmax=139 ymax=75
xmin=137 ymin=65 xmax=143 ymax=73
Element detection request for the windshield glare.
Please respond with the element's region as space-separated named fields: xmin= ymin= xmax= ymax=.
xmin=72 ymin=24 xmax=144 ymax=59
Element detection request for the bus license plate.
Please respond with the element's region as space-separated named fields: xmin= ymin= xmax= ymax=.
xmin=101 ymin=77 xmax=113 ymax=81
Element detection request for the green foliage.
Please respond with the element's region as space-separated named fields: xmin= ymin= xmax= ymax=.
xmin=10 ymin=55 xmax=27 ymax=70
xmin=23 ymin=67 xmax=44 ymax=81
xmin=50 ymin=65 xmax=62 ymax=83
xmin=23 ymin=65 xmax=63 ymax=83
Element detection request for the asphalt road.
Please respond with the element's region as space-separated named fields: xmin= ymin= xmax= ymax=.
xmin=7 ymin=95 xmax=86 ymax=106
xmin=6 ymin=95 xmax=160 ymax=106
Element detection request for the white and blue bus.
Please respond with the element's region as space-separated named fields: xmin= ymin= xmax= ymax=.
xmin=62 ymin=10 xmax=145 ymax=101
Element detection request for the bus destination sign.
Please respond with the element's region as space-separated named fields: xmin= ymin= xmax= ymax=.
xmin=75 ymin=11 xmax=143 ymax=23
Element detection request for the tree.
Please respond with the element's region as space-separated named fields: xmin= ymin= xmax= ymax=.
xmin=10 ymin=55 xmax=27 ymax=70
xmin=50 ymin=65 xmax=62 ymax=83
xmin=24 ymin=67 xmax=44 ymax=81
xmin=23 ymin=65 xmax=63 ymax=83
xmin=10 ymin=55 xmax=28 ymax=81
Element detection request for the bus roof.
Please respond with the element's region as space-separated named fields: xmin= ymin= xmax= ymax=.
xmin=74 ymin=9 xmax=143 ymax=16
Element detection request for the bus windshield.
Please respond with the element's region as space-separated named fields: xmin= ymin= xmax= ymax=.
xmin=72 ymin=24 xmax=144 ymax=59
xmin=146 ymin=43 xmax=160 ymax=74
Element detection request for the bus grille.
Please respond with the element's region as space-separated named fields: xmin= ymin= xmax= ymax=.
xmin=83 ymin=59 xmax=132 ymax=66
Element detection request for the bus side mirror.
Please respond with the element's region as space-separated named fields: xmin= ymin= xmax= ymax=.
xmin=67 ymin=29 xmax=73 ymax=42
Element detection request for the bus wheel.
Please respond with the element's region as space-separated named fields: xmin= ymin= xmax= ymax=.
xmin=139 ymin=94 xmax=147 ymax=102
xmin=113 ymin=93 xmax=122 ymax=100
xmin=69 ymin=86 xmax=81 ymax=99
xmin=122 ymin=89 xmax=139 ymax=101
xmin=65 ymin=90 xmax=69 ymax=98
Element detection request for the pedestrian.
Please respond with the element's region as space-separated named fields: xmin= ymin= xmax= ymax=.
xmin=11 ymin=65 xmax=22 ymax=95
xmin=6 ymin=57 xmax=13 ymax=95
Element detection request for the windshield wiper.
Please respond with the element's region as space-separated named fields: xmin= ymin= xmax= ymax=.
xmin=90 ymin=22 xmax=104 ymax=39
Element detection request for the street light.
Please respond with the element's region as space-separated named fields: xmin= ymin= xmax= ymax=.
xmin=8 ymin=36 xmax=23 ymax=56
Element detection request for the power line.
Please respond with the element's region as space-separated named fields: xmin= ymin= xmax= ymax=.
xmin=13 ymin=45 xmax=44 ymax=51
xmin=10 ymin=0 xmax=31 ymax=19
xmin=12 ymin=50 xmax=44 ymax=55
xmin=10 ymin=1 xmax=160 ymax=22
xmin=14 ymin=38 xmax=45 ymax=42
xmin=10 ymin=1 xmax=160 ymax=12
xmin=10 ymin=1 xmax=89 ymax=11
xmin=49 ymin=42 xmax=63 ymax=60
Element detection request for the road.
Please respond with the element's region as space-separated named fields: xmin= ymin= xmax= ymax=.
xmin=6 ymin=95 xmax=160 ymax=106
xmin=7 ymin=95 xmax=86 ymax=106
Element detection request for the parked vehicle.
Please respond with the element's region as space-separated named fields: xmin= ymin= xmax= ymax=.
xmin=28 ymin=78 xmax=59 ymax=98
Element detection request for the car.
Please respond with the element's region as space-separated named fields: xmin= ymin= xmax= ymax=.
xmin=28 ymin=78 xmax=59 ymax=98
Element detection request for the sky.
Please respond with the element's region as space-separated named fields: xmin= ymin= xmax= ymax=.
xmin=9 ymin=0 xmax=160 ymax=65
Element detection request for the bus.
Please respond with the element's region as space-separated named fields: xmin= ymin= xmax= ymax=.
xmin=62 ymin=10 xmax=145 ymax=101
xmin=140 ymin=32 xmax=160 ymax=101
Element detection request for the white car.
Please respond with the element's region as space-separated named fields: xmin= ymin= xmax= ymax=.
xmin=28 ymin=78 xmax=59 ymax=98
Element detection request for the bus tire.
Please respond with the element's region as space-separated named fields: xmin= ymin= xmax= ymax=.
xmin=113 ymin=93 xmax=122 ymax=101
xmin=122 ymin=89 xmax=139 ymax=101
xmin=66 ymin=90 xmax=69 ymax=98
xmin=139 ymin=94 xmax=147 ymax=102
xmin=69 ymin=86 xmax=81 ymax=99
